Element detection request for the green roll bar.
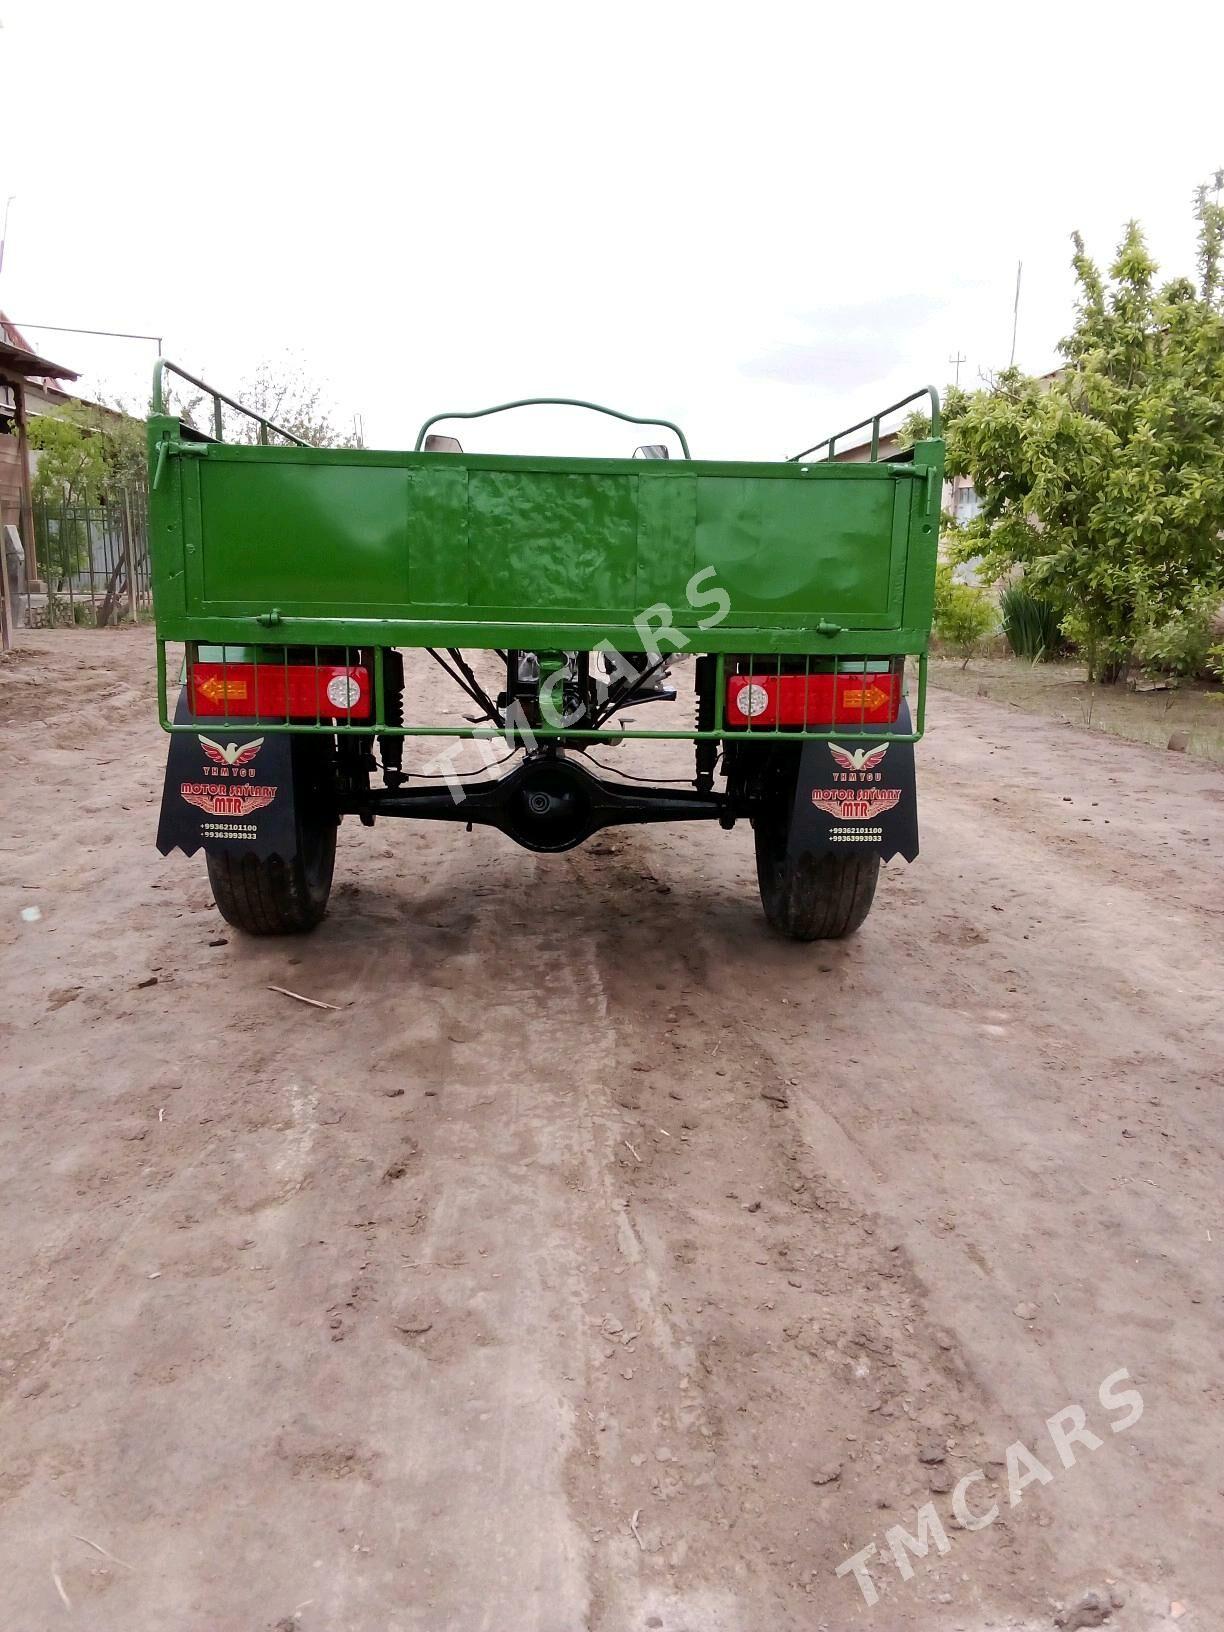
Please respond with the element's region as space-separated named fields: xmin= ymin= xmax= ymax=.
xmin=415 ymin=397 xmax=692 ymax=459
xmin=789 ymin=385 xmax=942 ymax=464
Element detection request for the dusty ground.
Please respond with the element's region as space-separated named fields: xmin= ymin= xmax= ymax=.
xmin=931 ymin=656 xmax=1224 ymax=765
xmin=1 ymin=627 xmax=1222 ymax=1632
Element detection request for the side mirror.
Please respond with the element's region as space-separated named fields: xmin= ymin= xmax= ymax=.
xmin=632 ymin=443 xmax=670 ymax=460
xmin=423 ymin=433 xmax=464 ymax=453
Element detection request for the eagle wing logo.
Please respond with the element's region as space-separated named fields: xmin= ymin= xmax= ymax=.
xmin=242 ymin=786 xmax=277 ymax=814
xmin=828 ymin=742 xmax=889 ymax=773
xmin=199 ymin=734 xmax=264 ymax=766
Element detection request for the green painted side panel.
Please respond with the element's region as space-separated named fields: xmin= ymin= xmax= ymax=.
xmin=406 ymin=464 xmax=466 ymax=606
xmin=148 ymin=419 xmax=943 ymax=657
xmin=693 ymin=475 xmax=896 ymax=621
xmin=198 ymin=462 xmax=412 ymax=608
xmin=635 ymin=473 xmax=697 ymax=608
xmin=464 ymin=469 xmax=639 ymax=610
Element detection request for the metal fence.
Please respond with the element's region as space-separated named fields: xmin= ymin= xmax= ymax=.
xmin=13 ymin=487 xmax=150 ymax=628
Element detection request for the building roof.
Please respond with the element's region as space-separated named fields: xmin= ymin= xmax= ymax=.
xmin=831 ymin=426 xmax=903 ymax=461
xmin=0 ymin=336 xmax=79 ymax=382
xmin=0 ymin=315 xmax=79 ymax=387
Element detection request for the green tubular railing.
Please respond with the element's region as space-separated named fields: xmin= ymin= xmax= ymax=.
xmin=152 ymin=358 xmax=310 ymax=448
xmin=414 ymin=397 xmax=692 ymax=459
xmin=789 ymin=386 xmax=942 ymax=464
xmin=157 ymin=641 xmax=926 ymax=744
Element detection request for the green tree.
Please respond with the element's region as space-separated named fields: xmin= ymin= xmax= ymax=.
xmin=27 ymin=398 xmax=146 ymax=499
xmin=946 ymin=177 xmax=1224 ymax=682
xmin=231 ymin=356 xmax=361 ymax=448
xmin=26 ymin=400 xmax=147 ymax=583
xmin=932 ymin=559 xmax=996 ymax=666
xmin=896 ymin=381 xmax=972 ymax=450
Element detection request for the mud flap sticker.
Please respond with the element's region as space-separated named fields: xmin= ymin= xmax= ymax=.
xmin=156 ymin=689 xmax=298 ymax=860
xmin=788 ymin=699 xmax=919 ymax=863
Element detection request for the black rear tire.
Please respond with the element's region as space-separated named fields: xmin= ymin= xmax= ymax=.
xmin=754 ymin=813 xmax=880 ymax=940
xmin=206 ymin=741 xmax=337 ymax=935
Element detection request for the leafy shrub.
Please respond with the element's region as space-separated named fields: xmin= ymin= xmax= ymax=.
xmin=1134 ymin=602 xmax=1215 ymax=679
xmin=1060 ymin=607 xmax=1124 ymax=684
xmin=999 ymin=583 xmax=1062 ymax=662
xmin=933 ymin=561 xmax=997 ymax=667
xmin=932 ymin=559 xmax=957 ymax=622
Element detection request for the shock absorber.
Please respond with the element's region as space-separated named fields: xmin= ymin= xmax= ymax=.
xmin=379 ymin=650 xmax=406 ymax=789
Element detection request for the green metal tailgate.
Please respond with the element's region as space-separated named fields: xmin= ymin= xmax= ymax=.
xmin=150 ymin=443 xmax=941 ymax=656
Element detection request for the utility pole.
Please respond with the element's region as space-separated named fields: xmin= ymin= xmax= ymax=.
xmin=1009 ymin=261 xmax=1023 ymax=369
xmin=0 ymin=196 xmax=14 ymax=279
xmin=948 ymin=352 xmax=966 ymax=387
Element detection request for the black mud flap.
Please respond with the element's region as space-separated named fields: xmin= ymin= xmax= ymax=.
xmin=787 ymin=698 xmax=919 ymax=864
xmin=156 ymin=688 xmax=299 ymax=861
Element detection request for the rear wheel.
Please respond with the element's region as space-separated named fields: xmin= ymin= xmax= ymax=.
xmin=206 ymin=741 xmax=337 ymax=935
xmin=753 ymin=804 xmax=880 ymax=940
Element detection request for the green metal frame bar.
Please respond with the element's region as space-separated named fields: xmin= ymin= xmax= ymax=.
xmin=153 ymin=617 xmax=933 ymax=658
xmin=152 ymin=359 xmax=310 ymax=448
xmin=789 ymin=386 xmax=942 ymax=463
xmin=414 ymin=397 xmax=692 ymax=459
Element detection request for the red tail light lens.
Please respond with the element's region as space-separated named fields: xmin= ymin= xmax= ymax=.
xmin=726 ymin=668 xmax=901 ymax=728
xmin=190 ymin=662 xmax=371 ymax=720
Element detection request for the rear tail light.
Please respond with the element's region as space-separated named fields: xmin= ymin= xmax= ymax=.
xmin=726 ymin=665 xmax=901 ymax=728
xmin=189 ymin=661 xmax=371 ymax=720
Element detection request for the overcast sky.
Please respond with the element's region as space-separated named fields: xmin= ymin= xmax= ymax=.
xmin=3 ymin=1 xmax=1222 ymax=460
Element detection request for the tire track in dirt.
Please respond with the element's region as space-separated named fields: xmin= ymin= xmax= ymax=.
xmin=551 ymin=829 xmax=1057 ymax=1629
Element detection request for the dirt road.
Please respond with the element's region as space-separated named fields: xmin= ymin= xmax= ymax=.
xmin=1 ymin=628 xmax=1221 ymax=1632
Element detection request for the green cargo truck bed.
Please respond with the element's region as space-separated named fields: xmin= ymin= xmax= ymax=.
xmin=149 ymin=368 xmax=943 ymax=725
xmin=149 ymin=364 xmax=942 ymax=942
